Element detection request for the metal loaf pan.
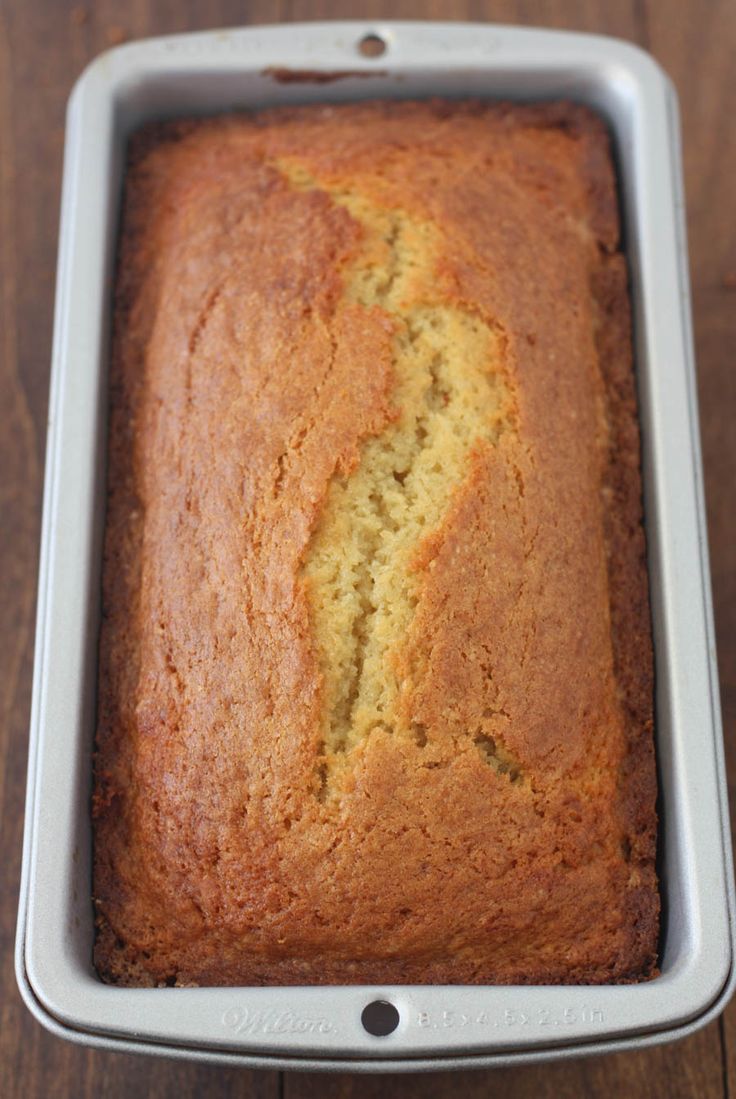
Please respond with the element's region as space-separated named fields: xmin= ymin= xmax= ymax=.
xmin=15 ymin=20 xmax=736 ymax=1072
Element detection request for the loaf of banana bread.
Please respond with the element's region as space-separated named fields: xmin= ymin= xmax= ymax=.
xmin=93 ymin=99 xmax=658 ymax=986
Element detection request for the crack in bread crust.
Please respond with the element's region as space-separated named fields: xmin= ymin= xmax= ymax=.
xmin=277 ymin=164 xmax=519 ymax=799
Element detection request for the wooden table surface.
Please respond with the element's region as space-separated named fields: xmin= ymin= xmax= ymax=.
xmin=1 ymin=1 xmax=734 ymax=1095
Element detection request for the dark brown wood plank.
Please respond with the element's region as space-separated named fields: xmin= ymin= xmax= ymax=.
xmin=1 ymin=0 xmax=733 ymax=1097
xmin=285 ymin=0 xmax=646 ymax=38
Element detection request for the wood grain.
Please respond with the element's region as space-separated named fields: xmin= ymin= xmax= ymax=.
xmin=1 ymin=1 xmax=733 ymax=1096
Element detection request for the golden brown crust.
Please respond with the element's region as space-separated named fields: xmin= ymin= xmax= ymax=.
xmin=94 ymin=99 xmax=658 ymax=986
